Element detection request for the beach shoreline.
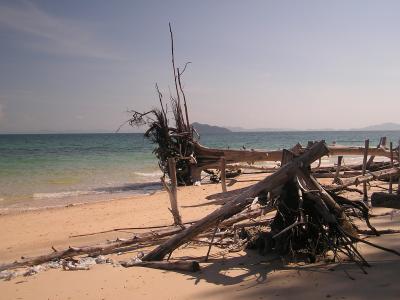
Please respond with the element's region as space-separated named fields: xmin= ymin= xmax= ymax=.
xmin=1 ymin=172 xmax=400 ymax=299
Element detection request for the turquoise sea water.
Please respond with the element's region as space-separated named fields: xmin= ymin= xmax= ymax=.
xmin=0 ymin=131 xmax=399 ymax=210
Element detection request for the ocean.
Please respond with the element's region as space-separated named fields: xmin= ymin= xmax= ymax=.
xmin=1 ymin=131 xmax=399 ymax=211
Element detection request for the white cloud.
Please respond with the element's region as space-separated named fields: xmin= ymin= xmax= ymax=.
xmin=0 ymin=1 xmax=121 ymax=60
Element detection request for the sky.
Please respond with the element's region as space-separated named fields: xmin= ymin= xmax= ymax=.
xmin=0 ymin=0 xmax=400 ymax=133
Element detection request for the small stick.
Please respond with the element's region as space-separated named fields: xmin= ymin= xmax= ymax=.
xmin=220 ymin=157 xmax=227 ymax=193
xmin=366 ymin=137 xmax=386 ymax=168
xmin=347 ymin=232 xmax=400 ymax=257
xmin=389 ymin=142 xmax=394 ymax=194
xmin=362 ymin=139 xmax=369 ymax=203
xmin=333 ymin=156 xmax=343 ymax=184
xmin=205 ymin=221 xmax=220 ymax=262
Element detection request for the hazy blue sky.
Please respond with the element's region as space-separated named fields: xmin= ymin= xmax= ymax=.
xmin=1 ymin=0 xmax=400 ymax=133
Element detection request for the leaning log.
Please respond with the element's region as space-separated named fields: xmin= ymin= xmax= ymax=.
xmin=371 ymin=192 xmax=400 ymax=209
xmin=142 ymin=141 xmax=329 ymax=261
xmin=120 ymin=259 xmax=200 ymax=272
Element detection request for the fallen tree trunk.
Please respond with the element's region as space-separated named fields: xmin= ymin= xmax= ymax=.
xmin=193 ymin=143 xmax=398 ymax=172
xmin=312 ymin=161 xmax=397 ymax=174
xmin=226 ymin=164 xmax=278 ymax=172
xmin=371 ymin=192 xmax=400 ymax=209
xmin=313 ymin=172 xmax=362 ymax=179
xmin=142 ymin=141 xmax=329 ymax=261
xmin=120 ymin=259 xmax=200 ymax=272
xmin=328 ymin=145 xmax=394 ymax=160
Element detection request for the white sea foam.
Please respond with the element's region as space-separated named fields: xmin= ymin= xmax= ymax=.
xmin=134 ymin=171 xmax=163 ymax=178
xmin=33 ymin=190 xmax=106 ymax=199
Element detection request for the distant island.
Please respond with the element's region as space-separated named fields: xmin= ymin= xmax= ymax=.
xmin=191 ymin=122 xmax=231 ymax=134
xmin=191 ymin=122 xmax=400 ymax=133
xmin=355 ymin=122 xmax=400 ymax=131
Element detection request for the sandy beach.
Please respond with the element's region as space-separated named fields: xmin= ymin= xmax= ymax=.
xmin=1 ymin=173 xmax=399 ymax=300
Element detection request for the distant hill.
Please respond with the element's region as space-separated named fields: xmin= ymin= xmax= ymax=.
xmin=228 ymin=122 xmax=400 ymax=132
xmin=355 ymin=122 xmax=400 ymax=131
xmin=227 ymin=126 xmax=296 ymax=132
xmin=190 ymin=122 xmax=400 ymax=134
xmin=192 ymin=122 xmax=231 ymax=134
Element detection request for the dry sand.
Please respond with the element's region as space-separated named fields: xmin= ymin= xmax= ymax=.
xmin=1 ymin=173 xmax=399 ymax=300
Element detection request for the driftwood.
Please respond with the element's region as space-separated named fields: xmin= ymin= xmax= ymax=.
xmin=358 ymin=228 xmax=400 ymax=235
xmin=142 ymin=141 xmax=329 ymax=261
xmin=120 ymin=259 xmax=200 ymax=272
xmin=0 ymin=226 xmax=184 ymax=272
xmin=366 ymin=137 xmax=387 ymax=168
xmin=166 ymin=158 xmax=182 ymax=225
xmin=325 ymin=167 xmax=400 ymax=192
xmin=371 ymin=192 xmax=400 ymax=209
xmin=220 ymin=157 xmax=227 ymax=192
xmin=0 ymin=198 xmax=278 ymax=272
xmin=227 ymin=164 xmax=278 ymax=172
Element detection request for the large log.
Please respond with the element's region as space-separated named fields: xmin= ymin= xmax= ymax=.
xmin=120 ymin=259 xmax=200 ymax=272
xmin=192 ymin=142 xmax=398 ymax=172
xmin=142 ymin=141 xmax=329 ymax=261
xmin=328 ymin=145 xmax=394 ymax=160
xmin=371 ymin=192 xmax=400 ymax=209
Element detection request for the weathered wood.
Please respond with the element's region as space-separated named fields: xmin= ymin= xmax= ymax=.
xmin=0 ymin=226 xmax=184 ymax=272
xmin=314 ymin=171 xmax=362 ymax=179
xmin=398 ymin=139 xmax=400 ymax=195
xmin=194 ymin=141 xmax=398 ymax=171
xmin=220 ymin=207 xmax=275 ymax=228
xmin=328 ymin=144 xmax=394 ymax=160
xmin=142 ymin=141 xmax=329 ymax=261
xmin=366 ymin=137 xmax=387 ymax=168
xmin=226 ymin=164 xmax=278 ymax=172
xmin=333 ymin=156 xmax=343 ymax=184
xmin=362 ymin=140 xmax=369 ymax=202
xmin=313 ymin=161 xmax=396 ymax=173
xmin=232 ymin=219 xmax=272 ymax=230
xmin=296 ymin=169 xmax=347 ymax=225
xmin=220 ymin=157 xmax=227 ymax=193
xmin=168 ymin=158 xmax=182 ymax=225
xmin=205 ymin=222 xmax=220 ymax=262
xmin=325 ymin=167 xmax=400 ymax=192
xmin=371 ymin=192 xmax=400 ymax=209
xmin=120 ymin=259 xmax=200 ymax=272
xmin=389 ymin=142 xmax=394 ymax=194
